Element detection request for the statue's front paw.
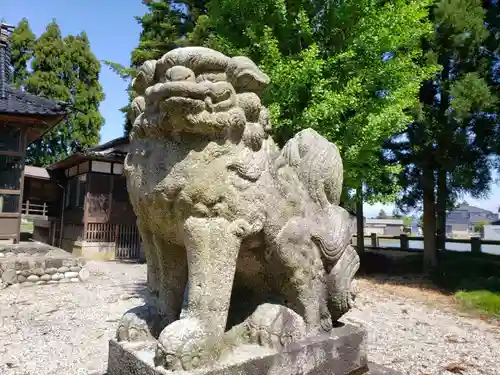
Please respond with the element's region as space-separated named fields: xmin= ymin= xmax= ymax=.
xmin=242 ymin=303 xmax=307 ymax=349
xmin=116 ymin=305 xmax=161 ymax=342
xmin=154 ymin=318 xmax=217 ymax=371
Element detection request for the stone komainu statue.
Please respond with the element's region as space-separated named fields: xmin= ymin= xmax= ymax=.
xmin=118 ymin=47 xmax=360 ymax=371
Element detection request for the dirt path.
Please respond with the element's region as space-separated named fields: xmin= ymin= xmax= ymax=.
xmin=0 ymin=261 xmax=498 ymax=375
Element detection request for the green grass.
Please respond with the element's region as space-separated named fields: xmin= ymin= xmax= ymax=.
xmin=456 ymin=290 xmax=500 ymax=318
xmin=21 ymin=221 xmax=34 ymax=234
xmin=359 ymin=250 xmax=500 ymax=319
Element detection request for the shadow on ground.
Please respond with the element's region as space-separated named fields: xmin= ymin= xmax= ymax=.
xmin=358 ymin=250 xmax=500 ymax=318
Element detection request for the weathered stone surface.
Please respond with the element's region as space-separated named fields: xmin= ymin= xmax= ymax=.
xmin=35 ymin=280 xmax=47 ymax=285
xmin=45 ymin=258 xmax=63 ymax=269
xmin=32 ymin=267 xmax=45 ymax=276
xmin=28 ymin=259 xmax=45 ymax=270
xmin=78 ymin=268 xmax=90 ymax=281
xmin=64 ymin=271 xmax=79 ymax=279
xmin=70 ymin=278 xmax=80 ymax=283
xmin=108 ymin=324 xmax=368 ymax=375
xmin=45 ymin=267 xmax=57 ymax=275
xmin=20 ymin=270 xmax=31 ymax=277
xmin=27 ymin=275 xmax=40 ymax=282
xmin=62 ymin=259 xmax=77 ymax=267
xmin=40 ymin=274 xmax=52 ymax=281
xmin=57 ymin=266 xmax=70 ymax=273
xmin=17 ymin=275 xmax=26 ymax=283
xmin=2 ymin=269 xmax=17 ymax=284
xmin=47 ymin=280 xmax=59 ymax=284
xmin=69 ymin=266 xmax=81 ymax=272
xmin=59 ymin=278 xmax=71 ymax=283
xmin=51 ymin=273 xmax=64 ymax=281
xmin=115 ymin=46 xmax=360 ymax=372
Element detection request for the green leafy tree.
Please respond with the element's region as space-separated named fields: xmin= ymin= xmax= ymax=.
xmin=196 ymin=0 xmax=438 ymax=251
xmin=403 ymin=216 xmax=413 ymax=228
xmin=114 ymin=0 xmax=438 ymax=253
xmin=377 ymin=209 xmax=389 ymax=219
xmin=13 ymin=20 xmax=105 ymax=166
xmin=385 ymin=0 xmax=500 ymax=270
xmin=473 ymin=219 xmax=489 ymax=233
xmin=392 ymin=208 xmax=403 ymax=218
xmin=9 ymin=18 xmax=35 ymax=88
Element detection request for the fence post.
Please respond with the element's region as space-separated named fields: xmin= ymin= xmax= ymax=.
xmin=471 ymin=236 xmax=482 ymax=254
xmin=25 ymin=200 xmax=29 ymax=215
xmin=42 ymin=202 xmax=47 ymax=217
xmin=370 ymin=233 xmax=378 ymax=248
xmin=400 ymin=233 xmax=409 ymax=251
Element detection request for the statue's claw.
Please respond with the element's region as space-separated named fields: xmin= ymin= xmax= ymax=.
xmin=236 ymin=303 xmax=308 ymax=350
xmin=154 ymin=318 xmax=216 ymax=371
xmin=116 ymin=305 xmax=163 ymax=342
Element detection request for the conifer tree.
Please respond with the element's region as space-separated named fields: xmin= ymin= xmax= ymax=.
xmin=24 ymin=20 xmax=71 ymax=166
xmin=104 ymin=0 xmax=209 ymax=134
xmin=9 ymin=18 xmax=35 ymax=88
xmin=11 ymin=20 xmax=105 ymax=166
xmin=385 ymin=0 xmax=500 ymax=270
xmin=63 ymin=32 xmax=105 ymax=152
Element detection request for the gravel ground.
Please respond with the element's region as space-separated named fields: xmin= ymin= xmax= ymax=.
xmin=1 ymin=261 xmax=499 ymax=375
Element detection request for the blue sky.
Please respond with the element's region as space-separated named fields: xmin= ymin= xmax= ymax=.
xmin=1 ymin=0 xmax=500 ymax=217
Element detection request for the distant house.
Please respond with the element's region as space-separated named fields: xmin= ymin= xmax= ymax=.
xmin=364 ymin=218 xmax=404 ymax=236
xmin=483 ymin=218 xmax=500 ymax=240
xmin=446 ymin=204 xmax=498 ymax=236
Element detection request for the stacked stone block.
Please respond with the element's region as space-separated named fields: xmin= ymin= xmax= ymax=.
xmin=0 ymin=249 xmax=89 ymax=287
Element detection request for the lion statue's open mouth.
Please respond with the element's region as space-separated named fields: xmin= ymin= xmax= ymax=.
xmin=117 ymin=47 xmax=360 ymax=372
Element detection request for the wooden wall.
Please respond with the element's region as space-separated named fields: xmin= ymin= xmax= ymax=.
xmin=85 ymin=172 xmax=136 ymax=225
xmin=23 ymin=178 xmax=62 ymax=217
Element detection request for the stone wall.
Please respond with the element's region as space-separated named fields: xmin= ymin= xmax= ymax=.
xmin=0 ymin=243 xmax=89 ymax=288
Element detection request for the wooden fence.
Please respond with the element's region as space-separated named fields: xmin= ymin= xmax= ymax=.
xmin=85 ymin=223 xmax=141 ymax=259
xmin=22 ymin=200 xmax=48 ymax=217
xmin=353 ymin=233 xmax=500 ymax=255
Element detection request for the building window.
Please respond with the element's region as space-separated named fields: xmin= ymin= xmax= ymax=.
xmin=0 ymin=126 xmax=21 ymax=152
xmin=68 ymin=165 xmax=78 ymax=177
xmin=65 ymin=178 xmax=86 ymax=209
xmin=76 ymin=179 xmax=86 ymax=208
xmin=112 ymin=176 xmax=129 ymax=203
xmin=79 ymin=161 xmax=90 ymax=174
xmin=0 ymin=155 xmax=22 ymax=190
xmin=0 ymin=194 xmax=20 ymax=213
xmin=91 ymin=161 xmax=111 ymax=174
xmin=113 ymin=163 xmax=124 ymax=175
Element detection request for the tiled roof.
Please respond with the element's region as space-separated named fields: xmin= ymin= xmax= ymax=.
xmin=0 ymin=23 xmax=68 ymax=117
xmin=85 ymin=136 xmax=129 ymax=155
xmin=0 ymin=86 xmax=68 ymax=116
xmin=47 ymin=137 xmax=130 ymax=171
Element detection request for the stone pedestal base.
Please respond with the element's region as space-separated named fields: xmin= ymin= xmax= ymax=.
xmin=107 ymin=324 xmax=398 ymax=375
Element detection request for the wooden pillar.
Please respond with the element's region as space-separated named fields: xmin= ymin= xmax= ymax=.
xmin=400 ymin=233 xmax=409 ymax=251
xmin=356 ymin=186 xmax=364 ymax=254
xmin=471 ymin=237 xmax=481 ymax=254
xmin=370 ymin=233 xmax=378 ymax=248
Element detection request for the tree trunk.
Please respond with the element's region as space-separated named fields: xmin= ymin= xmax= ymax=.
xmin=356 ymin=186 xmax=365 ymax=255
xmin=436 ymin=53 xmax=450 ymax=256
xmin=436 ymin=168 xmax=447 ymax=252
xmin=422 ymin=167 xmax=438 ymax=272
